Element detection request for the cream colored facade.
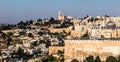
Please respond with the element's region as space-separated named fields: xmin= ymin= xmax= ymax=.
xmin=49 ymin=25 xmax=87 ymax=37
xmin=82 ymin=16 xmax=120 ymax=29
xmin=49 ymin=16 xmax=120 ymax=62
xmin=71 ymin=24 xmax=87 ymax=37
xmin=49 ymin=40 xmax=120 ymax=62
xmin=49 ymin=46 xmax=64 ymax=57
xmin=79 ymin=16 xmax=120 ymax=39
xmin=64 ymin=40 xmax=120 ymax=62
xmin=96 ymin=16 xmax=120 ymax=27
xmin=90 ymin=29 xmax=120 ymax=38
xmin=49 ymin=26 xmax=72 ymax=33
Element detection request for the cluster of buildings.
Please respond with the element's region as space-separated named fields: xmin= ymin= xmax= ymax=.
xmin=1 ymin=11 xmax=120 ymax=62
xmin=0 ymin=25 xmax=62 ymax=62
xmin=49 ymin=11 xmax=120 ymax=62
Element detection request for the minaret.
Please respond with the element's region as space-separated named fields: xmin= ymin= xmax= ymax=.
xmin=58 ymin=11 xmax=61 ymax=16
xmin=58 ymin=11 xmax=65 ymax=20
xmin=58 ymin=11 xmax=61 ymax=20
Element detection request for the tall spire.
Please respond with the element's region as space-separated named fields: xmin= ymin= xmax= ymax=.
xmin=58 ymin=11 xmax=61 ymax=15
xmin=58 ymin=11 xmax=65 ymax=20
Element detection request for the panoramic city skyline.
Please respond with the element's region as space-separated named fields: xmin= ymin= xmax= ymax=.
xmin=0 ymin=0 xmax=120 ymax=24
xmin=1 ymin=0 xmax=120 ymax=62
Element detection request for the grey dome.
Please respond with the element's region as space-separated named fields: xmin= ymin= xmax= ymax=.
xmin=106 ymin=21 xmax=116 ymax=29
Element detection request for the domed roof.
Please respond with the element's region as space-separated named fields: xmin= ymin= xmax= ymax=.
xmin=106 ymin=21 xmax=116 ymax=29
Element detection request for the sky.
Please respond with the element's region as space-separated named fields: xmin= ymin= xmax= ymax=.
xmin=0 ymin=0 xmax=120 ymax=24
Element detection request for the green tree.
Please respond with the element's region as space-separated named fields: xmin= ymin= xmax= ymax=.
xmin=85 ymin=55 xmax=94 ymax=62
xmin=41 ymin=55 xmax=57 ymax=62
xmin=28 ymin=33 xmax=33 ymax=38
xmin=44 ymin=22 xmax=50 ymax=26
xmin=7 ymin=37 xmax=12 ymax=46
xmin=45 ymin=41 xmax=51 ymax=48
xmin=94 ymin=56 xmax=101 ymax=62
xmin=81 ymin=31 xmax=89 ymax=38
xmin=17 ymin=21 xmax=27 ymax=29
xmin=0 ymin=49 xmax=2 ymax=56
xmin=16 ymin=39 xmax=23 ymax=44
xmin=88 ymin=17 xmax=94 ymax=22
xmin=38 ymin=31 xmax=44 ymax=36
xmin=33 ymin=48 xmax=42 ymax=57
xmin=106 ymin=56 xmax=117 ymax=62
xmin=82 ymin=33 xmax=89 ymax=37
xmin=19 ymin=31 xmax=26 ymax=36
xmin=94 ymin=18 xmax=100 ymax=21
xmin=71 ymin=59 xmax=79 ymax=62
xmin=117 ymin=55 xmax=120 ymax=62
xmin=7 ymin=32 xmax=13 ymax=37
xmin=49 ymin=17 xmax=55 ymax=24
xmin=37 ymin=18 xmax=42 ymax=22
xmin=57 ymin=50 xmax=64 ymax=62
xmin=105 ymin=15 xmax=110 ymax=17
xmin=57 ymin=50 xmax=64 ymax=57
xmin=67 ymin=31 xmax=71 ymax=35
xmin=17 ymin=47 xmax=28 ymax=59
xmin=31 ymin=41 xmax=38 ymax=47
xmin=35 ymin=22 xmax=41 ymax=26
xmin=0 ymin=31 xmax=7 ymax=39
xmin=29 ymin=20 xmax=34 ymax=24
xmin=41 ymin=57 xmax=48 ymax=62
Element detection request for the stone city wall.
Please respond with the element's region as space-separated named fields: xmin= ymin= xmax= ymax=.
xmin=49 ymin=27 xmax=72 ymax=33
xmin=49 ymin=46 xmax=64 ymax=57
xmin=64 ymin=40 xmax=120 ymax=62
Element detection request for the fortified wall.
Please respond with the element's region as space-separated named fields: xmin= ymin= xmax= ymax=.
xmin=70 ymin=31 xmax=85 ymax=37
xmin=49 ymin=26 xmax=72 ymax=33
xmin=49 ymin=26 xmax=87 ymax=37
xmin=49 ymin=39 xmax=120 ymax=62
xmin=64 ymin=40 xmax=120 ymax=62
xmin=49 ymin=46 xmax=64 ymax=57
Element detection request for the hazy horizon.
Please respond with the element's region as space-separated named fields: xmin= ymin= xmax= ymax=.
xmin=0 ymin=0 xmax=120 ymax=24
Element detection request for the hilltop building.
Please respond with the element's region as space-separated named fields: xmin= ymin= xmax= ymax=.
xmin=49 ymin=15 xmax=120 ymax=62
xmin=58 ymin=11 xmax=65 ymax=21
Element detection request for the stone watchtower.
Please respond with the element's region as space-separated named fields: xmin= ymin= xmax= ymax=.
xmin=58 ymin=11 xmax=65 ymax=21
